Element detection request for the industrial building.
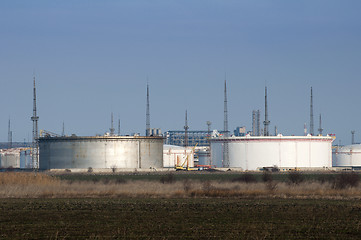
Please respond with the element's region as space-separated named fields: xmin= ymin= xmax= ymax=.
xmin=332 ymin=144 xmax=361 ymax=169
xmin=164 ymin=130 xmax=211 ymax=147
xmin=38 ymin=136 xmax=163 ymax=170
xmin=209 ymin=135 xmax=334 ymax=170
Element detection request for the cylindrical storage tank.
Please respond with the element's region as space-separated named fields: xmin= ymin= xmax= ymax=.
xmin=38 ymin=136 xmax=163 ymax=170
xmin=196 ymin=148 xmax=211 ymax=166
xmin=20 ymin=149 xmax=32 ymax=168
xmin=210 ymin=135 xmax=334 ymax=170
xmin=0 ymin=149 xmax=20 ymax=168
xmin=333 ymin=144 xmax=361 ymax=167
xmin=163 ymin=145 xmax=195 ymax=168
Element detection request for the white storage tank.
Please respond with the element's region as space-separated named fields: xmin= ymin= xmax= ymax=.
xmin=38 ymin=136 xmax=163 ymax=170
xmin=163 ymin=145 xmax=194 ymax=168
xmin=332 ymin=144 xmax=361 ymax=168
xmin=196 ymin=147 xmax=211 ymax=166
xmin=20 ymin=149 xmax=32 ymax=168
xmin=210 ymin=135 xmax=334 ymax=170
xmin=0 ymin=148 xmax=21 ymax=168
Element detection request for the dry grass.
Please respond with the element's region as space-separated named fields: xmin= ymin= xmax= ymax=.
xmin=1 ymin=172 xmax=361 ymax=199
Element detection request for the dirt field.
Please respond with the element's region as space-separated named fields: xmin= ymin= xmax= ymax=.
xmin=1 ymin=198 xmax=361 ymax=239
xmin=1 ymin=172 xmax=361 ymax=239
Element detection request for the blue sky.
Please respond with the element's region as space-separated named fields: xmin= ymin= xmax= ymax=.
xmin=1 ymin=0 xmax=361 ymax=145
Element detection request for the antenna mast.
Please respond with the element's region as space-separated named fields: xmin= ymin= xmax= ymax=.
xmin=263 ymin=86 xmax=270 ymax=136
xmin=318 ymin=114 xmax=323 ymax=136
xmin=184 ymin=110 xmax=189 ymax=147
xmin=252 ymin=110 xmax=256 ymax=136
xmin=110 ymin=112 xmax=115 ymax=136
xmin=8 ymin=118 xmax=12 ymax=148
xmin=310 ymin=87 xmax=314 ymax=135
xmin=118 ymin=118 xmax=121 ymax=136
xmin=206 ymin=121 xmax=211 ymax=137
xmin=352 ymin=130 xmax=355 ymax=145
xmin=223 ymin=78 xmax=230 ymax=167
xmin=257 ymin=110 xmax=260 ymax=136
xmin=31 ymin=76 xmax=39 ymax=170
xmin=146 ymin=82 xmax=150 ymax=136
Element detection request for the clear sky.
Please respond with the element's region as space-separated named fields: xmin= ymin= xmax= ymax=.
xmin=1 ymin=0 xmax=361 ymax=145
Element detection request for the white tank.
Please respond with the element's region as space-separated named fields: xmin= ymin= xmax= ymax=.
xmin=196 ymin=148 xmax=211 ymax=166
xmin=163 ymin=145 xmax=194 ymax=168
xmin=38 ymin=136 xmax=163 ymax=170
xmin=0 ymin=148 xmax=21 ymax=168
xmin=210 ymin=135 xmax=334 ymax=170
xmin=332 ymin=144 xmax=361 ymax=167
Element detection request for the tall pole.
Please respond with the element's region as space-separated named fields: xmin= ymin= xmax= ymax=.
xmin=256 ymin=110 xmax=260 ymax=136
xmin=206 ymin=121 xmax=211 ymax=137
xmin=8 ymin=118 xmax=12 ymax=148
xmin=184 ymin=110 xmax=189 ymax=147
xmin=252 ymin=110 xmax=256 ymax=136
xmin=352 ymin=130 xmax=355 ymax=145
xmin=146 ymin=83 xmax=150 ymax=136
xmin=31 ymin=76 xmax=39 ymax=171
xmin=118 ymin=119 xmax=121 ymax=136
xmin=223 ymin=79 xmax=229 ymax=168
xmin=62 ymin=121 xmax=65 ymax=136
xmin=263 ymin=87 xmax=270 ymax=136
xmin=310 ymin=87 xmax=314 ymax=135
xmin=318 ymin=114 xmax=323 ymax=136
xmin=109 ymin=112 xmax=115 ymax=136
xmin=224 ymin=79 xmax=229 ymax=137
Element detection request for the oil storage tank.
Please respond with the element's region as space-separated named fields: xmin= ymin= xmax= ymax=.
xmin=209 ymin=135 xmax=334 ymax=170
xmin=332 ymin=144 xmax=361 ymax=168
xmin=0 ymin=148 xmax=21 ymax=168
xmin=38 ymin=136 xmax=163 ymax=170
xmin=163 ymin=145 xmax=195 ymax=168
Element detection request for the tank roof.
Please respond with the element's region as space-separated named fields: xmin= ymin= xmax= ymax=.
xmin=38 ymin=135 xmax=164 ymax=142
xmin=209 ymin=135 xmax=334 ymax=142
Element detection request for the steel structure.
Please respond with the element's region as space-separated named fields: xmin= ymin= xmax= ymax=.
xmin=8 ymin=118 xmax=12 ymax=148
xmin=318 ymin=114 xmax=323 ymax=135
xmin=164 ymin=130 xmax=221 ymax=147
xmin=62 ymin=121 xmax=65 ymax=136
xmin=184 ymin=110 xmax=189 ymax=147
xmin=206 ymin=121 xmax=211 ymax=137
xmin=38 ymin=136 xmax=163 ymax=170
xmin=210 ymin=135 xmax=334 ymax=170
xmin=118 ymin=119 xmax=121 ymax=136
xmin=109 ymin=112 xmax=115 ymax=136
xmin=252 ymin=111 xmax=256 ymax=136
xmin=223 ymin=79 xmax=229 ymax=167
xmin=31 ymin=77 xmax=39 ymax=170
xmin=146 ymin=83 xmax=150 ymax=136
xmin=310 ymin=87 xmax=314 ymax=135
xmin=263 ymin=87 xmax=270 ymax=136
